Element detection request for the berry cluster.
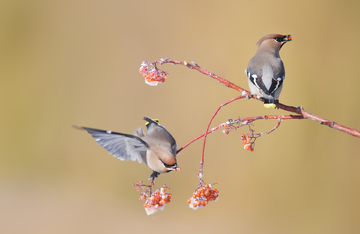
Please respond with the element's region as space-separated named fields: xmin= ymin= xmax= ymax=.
xmin=187 ymin=184 xmax=219 ymax=210
xmin=241 ymin=133 xmax=255 ymax=151
xmin=141 ymin=187 xmax=172 ymax=215
xmin=139 ymin=61 xmax=168 ymax=86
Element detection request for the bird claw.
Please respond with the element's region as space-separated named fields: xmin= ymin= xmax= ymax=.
xmin=148 ymin=171 xmax=159 ymax=182
xmin=149 ymin=171 xmax=160 ymax=179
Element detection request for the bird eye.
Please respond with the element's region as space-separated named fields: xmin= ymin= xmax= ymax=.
xmin=274 ymin=37 xmax=282 ymax=42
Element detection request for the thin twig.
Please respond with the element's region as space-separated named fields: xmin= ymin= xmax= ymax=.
xmin=177 ymin=114 xmax=303 ymax=154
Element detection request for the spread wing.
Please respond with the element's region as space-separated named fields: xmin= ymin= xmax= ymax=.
xmin=76 ymin=126 xmax=148 ymax=163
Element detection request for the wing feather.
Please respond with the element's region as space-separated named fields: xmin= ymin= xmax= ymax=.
xmin=80 ymin=127 xmax=148 ymax=163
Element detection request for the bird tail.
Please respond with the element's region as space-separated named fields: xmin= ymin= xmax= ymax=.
xmin=263 ymin=99 xmax=279 ymax=108
xmin=144 ymin=117 xmax=160 ymax=127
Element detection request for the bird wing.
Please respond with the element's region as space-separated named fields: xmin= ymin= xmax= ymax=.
xmin=247 ymin=69 xmax=264 ymax=92
xmin=267 ymin=76 xmax=283 ymax=95
xmin=79 ymin=126 xmax=148 ymax=163
xmin=246 ymin=69 xmax=283 ymax=96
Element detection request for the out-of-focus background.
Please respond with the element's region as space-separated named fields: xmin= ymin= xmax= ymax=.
xmin=1 ymin=0 xmax=360 ymax=233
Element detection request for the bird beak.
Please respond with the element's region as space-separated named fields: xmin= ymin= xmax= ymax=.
xmin=284 ymin=35 xmax=292 ymax=42
xmin=168 ymin=164 xmax=181 ymax=172
xmin=280 ymin=35 xmax=292 ymax=49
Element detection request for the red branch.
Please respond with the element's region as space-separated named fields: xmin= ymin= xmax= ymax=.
xmin=155 ymin=58 xmax=360 ymax=138
xmin=199 ymin=95 xmax=247 ymax=178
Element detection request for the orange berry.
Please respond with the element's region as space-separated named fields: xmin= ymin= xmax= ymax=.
xmin=193 ymin=202 xmax=198 ymax=208
xmin=187 ymin=199 xmax=191 ymax=204
xmin=192 ymin=194 xmax=196 ymax=198
xmin=244 ymin=144 xmax=251 ymax=150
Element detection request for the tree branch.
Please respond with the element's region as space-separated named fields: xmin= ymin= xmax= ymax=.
xmin=141 ymin=58 xmax=360 ymax=138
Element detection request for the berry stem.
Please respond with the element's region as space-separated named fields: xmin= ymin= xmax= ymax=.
xmin=177 ymin=114 xmax=304 ymax=155
xmin=199 ymin=95 xmax=247 ymax=177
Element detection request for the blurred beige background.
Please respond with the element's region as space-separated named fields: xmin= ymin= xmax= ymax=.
xmin=1 ymin=0 xmax=360 ymax=233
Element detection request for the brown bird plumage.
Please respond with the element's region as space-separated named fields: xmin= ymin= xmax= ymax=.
xmin=74 ymin=117 xmax=180 ymax=179
xmin=245 ymin=34 xmax=292 ymax=108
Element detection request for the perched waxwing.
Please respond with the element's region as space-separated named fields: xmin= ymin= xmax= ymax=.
xmin=245 ymin=34 xmax=292 ymax=108
xmin=74 ymin=117 xmax=180 ymax=179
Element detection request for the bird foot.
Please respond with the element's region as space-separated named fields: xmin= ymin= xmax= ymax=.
xmin=148 ymin=171 xmax=160 ymax=186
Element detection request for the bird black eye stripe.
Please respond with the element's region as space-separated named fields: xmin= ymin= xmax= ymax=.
xmin=274 ymin=37 xmax=282 ymax=42
xmin=160 ymin=159 xmax=176 ymax=168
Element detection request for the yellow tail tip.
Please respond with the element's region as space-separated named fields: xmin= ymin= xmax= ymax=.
xmin=145 ymin=118 xmax=160 ymax=126
xmin=264 ymin=103 xmax=276 ymax=108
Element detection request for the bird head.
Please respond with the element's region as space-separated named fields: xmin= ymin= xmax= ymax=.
xmin=257 ymin=34 xmax=292 ymax=53
xmin=146 ymin=148 xmax=180 ymax=174
xmin=160 ymin=158 xmax=181 ymax=173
